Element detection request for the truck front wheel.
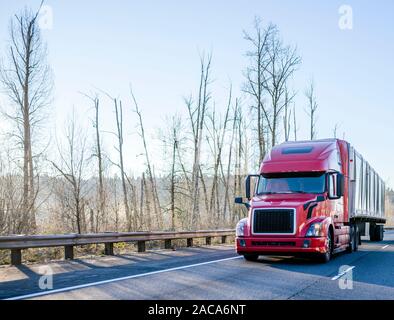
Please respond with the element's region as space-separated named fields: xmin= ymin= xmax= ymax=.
xmin=317 ymin=231 xmax=333 ymax=263
xmin=346 ymin=225 xmax=358 ymax=253
xmin=243 ymin=254 xmax=259 ymax=262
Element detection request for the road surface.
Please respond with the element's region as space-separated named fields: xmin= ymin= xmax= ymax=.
xmin=1 ymin=231 xmax=394 ymax=300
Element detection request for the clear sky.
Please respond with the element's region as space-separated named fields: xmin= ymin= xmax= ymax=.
xmin=0 ymin=0 xmax=393 ymax=187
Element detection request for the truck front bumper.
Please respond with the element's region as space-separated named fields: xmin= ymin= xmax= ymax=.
xmin=236 ymin=236 xmax=328 ymax=255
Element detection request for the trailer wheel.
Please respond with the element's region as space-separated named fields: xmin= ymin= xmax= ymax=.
xmin=370 ymin=224 xmax=384 ymax=242
xmin=370 ymin=224 xmax=376 ymax=241
xmin=376 ymin=225 xmax=384 ymax=242
xmin=358 ymin=225 xmax=362 ymax=246
xmin=370 ymin=223 xmax=378 ymax=241
xmin=243 ymin=254 xmax=259 ymax=262
xmin=354 ymin=225 xmax=359 ymax=251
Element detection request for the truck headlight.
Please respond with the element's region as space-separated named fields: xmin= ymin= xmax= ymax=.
xmin=236 ymin=218 xmax=248 ymax=237
xmin=306 ymin=222 xmax=323 ymax=237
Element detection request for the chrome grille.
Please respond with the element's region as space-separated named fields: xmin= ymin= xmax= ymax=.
xmin=253 ymin=209 xmax=295 ymax=234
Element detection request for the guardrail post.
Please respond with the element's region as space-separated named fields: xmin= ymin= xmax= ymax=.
xmin=64 ymin=245 xmax=74 ymax=260
xmin=164 ymin=239 xmax=172 ymax=249
xmin=11 ymin=249 xmax=22 ymax=265
xmin=187 ymin=238 xmax=193 ymax=247
xmin=221 ymin=236 xmax=227 ymax=244
xmin=137 ymin=241 xmax=146 ymax=252
xmin=206 ymin=237 xmax=212 ymax=246
xmin=105 ymin=243 xmax=114 ymax=255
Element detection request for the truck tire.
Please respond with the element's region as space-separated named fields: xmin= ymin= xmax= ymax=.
xmin=317 ymin=231 xmax=333 ymax=263
xmin=354 ymin=225 xmax=359 ymax=251
xmin=243 ymin=254 xmax=259 ymax=262
xmin=369 ymin=224 xmax=375 ymax=241
xmin=358 ymin=225 xmax=362 ymax=246
xmin=370 ymin=224 xmax=384 ymax=242
xmin=346 ymin=226 xmax=356 ymax=253
xmin=375 ymin=225 xmax=384 ymax=242
xmin=370 ymin=223 xmax=377 ymax=241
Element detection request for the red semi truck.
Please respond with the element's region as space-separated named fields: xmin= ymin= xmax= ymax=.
xmin=235 ymin=139 xmax=386 ymax=263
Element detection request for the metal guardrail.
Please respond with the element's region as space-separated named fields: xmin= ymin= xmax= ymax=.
xmin=0 ymin=229 xmax=235 ymax=265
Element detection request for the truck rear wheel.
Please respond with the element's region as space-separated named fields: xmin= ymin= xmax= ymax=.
xmin=354 ymin=225 xmax=359 ymax=251
xmin=370 ymin=224 xmax=377 ymax=241
xmin=243 ymin=254 xmax=259 ymax=262
xmin=370 ymin=224 xmax=384 ymax=242
xmin=375 ymin=225 xmax=384 ymax=241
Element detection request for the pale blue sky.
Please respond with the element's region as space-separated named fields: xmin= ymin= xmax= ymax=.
xmin=0 ymin=1 xmax=393 ymax=187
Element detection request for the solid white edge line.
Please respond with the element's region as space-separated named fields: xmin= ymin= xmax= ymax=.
xmin=5 ymin=256 xmax=242 ymax=300
xmin=331 ymin=266 xmax=355 ymax=281
xmin=381 ymin=245 xmax=389 ymax=249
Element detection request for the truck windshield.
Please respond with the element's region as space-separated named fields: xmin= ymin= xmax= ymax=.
xmin=256 ymin=173 xmax=326 ymax=195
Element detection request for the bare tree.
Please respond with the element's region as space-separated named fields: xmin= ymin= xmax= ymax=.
xmin=0 ymin=152 xmax=23 ymax=234
xmin=108 ymin=175 xmax=120 ymax=231
xmin=50 ymin=111 xmax=89 ymax=234
xmin=243 ymin=18 xmax=276 ymax=161
xmin=169 ymin=117 xmax=192 ymax=230
xmin=0 ymin=3 xmax=53 ymax=232
xmin=82 ymin=93 xmax=106 ymax=232
xmin=131 ymin=88 xmax=162 ymax=230
xmin=160 ymin=115 xmax=184 ymax=230
xmin=206 ymin=87 xmax=232 ymax=221
xmin=293 ymin=104 xmax=298 ymax=141
xmin=222 ymin=98 xmax=240 ymax=223
xmin=113 ymin=98 xmax=133 ymax=231
xmin=125 ymin=173 xmax=139 ymax=230
xmin=186 ymin=53 xmax=212 ymax=229
xmin=99 ymin=92 xmax=136 ymax=231
xmin=305 ymin=80 xmax=318 ymax=140
xmin=283 ymin=89 xmax=292 ymax=142
xmin=244 ymin=17 xmax=300 ymax=152
xmin=333 ymin=123 xmax=341 ymax=138
xmin=262 ymin=30 xmax=300 ymax=147
xmin=93 ymin=96 xmax=106 ymax=230
xmin=232 ymin=105 xmax=243 ymax=224
xmin=140 ymin=172 xmax=151 ymax=230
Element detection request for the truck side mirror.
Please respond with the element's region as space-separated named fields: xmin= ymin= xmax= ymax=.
xmin=245 ymin=174 xmax=260 ymax=200
xmin=328 ymin=172 xmax=344 ymax=199
xmin=234 ymin=197 xmax=244 ymax=204
xmin=234 ymin=197 xmax=250 ymax=209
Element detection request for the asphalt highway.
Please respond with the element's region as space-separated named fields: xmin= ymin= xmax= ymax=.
xmin=1 ymin=231 xmax=393 ymax=300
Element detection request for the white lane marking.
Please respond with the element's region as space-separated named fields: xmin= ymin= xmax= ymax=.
xmin=331 ymin=266 xmax=355 ymax=281
xmin=5 ymin=256 xmax=242 ymax=300
xmin=382 ymin=245 xmax=389 ymax=249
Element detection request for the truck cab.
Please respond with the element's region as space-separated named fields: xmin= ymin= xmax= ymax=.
xmin=235 ymin=139 xmax=385 ymax=263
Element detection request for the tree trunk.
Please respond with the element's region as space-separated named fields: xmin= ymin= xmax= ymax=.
xmin=94 ymin=98 xmax=106 ymax=231
xmin=114 ymin=99 xmax=132 ymax=231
